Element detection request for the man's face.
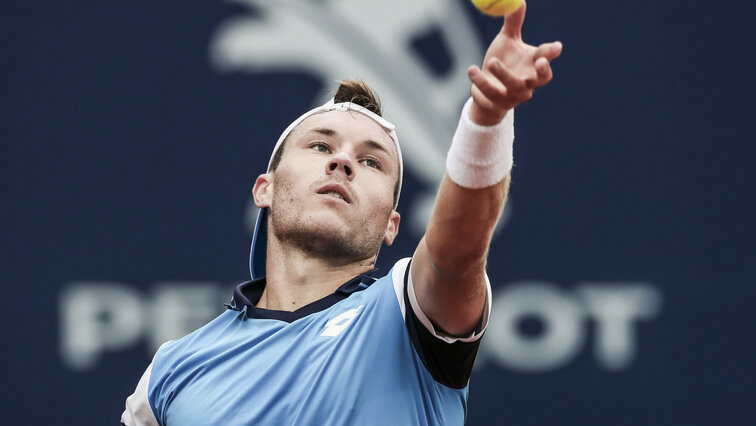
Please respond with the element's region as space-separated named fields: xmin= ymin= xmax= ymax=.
xmin=254 ymin=110 xmax=401 ymax=264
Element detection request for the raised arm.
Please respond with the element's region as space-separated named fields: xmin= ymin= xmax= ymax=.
xmin=411 ymin=2 xmax=562 ymax=335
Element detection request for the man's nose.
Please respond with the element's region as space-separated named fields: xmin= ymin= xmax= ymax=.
xmin=326 ymin=153 xmax=354 ymax=180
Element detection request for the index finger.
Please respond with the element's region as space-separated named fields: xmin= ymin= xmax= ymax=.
xmin=503 ymin=0 xmax=527 ymax=39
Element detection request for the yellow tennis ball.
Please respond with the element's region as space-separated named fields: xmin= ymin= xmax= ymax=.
xmin=471 ymin=0 xmax=523 ymax=16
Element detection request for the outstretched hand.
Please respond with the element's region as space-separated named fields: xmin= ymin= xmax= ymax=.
xmin=468 ymin=1 xmax=562 ymax=125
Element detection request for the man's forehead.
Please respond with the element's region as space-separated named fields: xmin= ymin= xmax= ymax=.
xmin=292 ymin=111 xmax=396 ymax=153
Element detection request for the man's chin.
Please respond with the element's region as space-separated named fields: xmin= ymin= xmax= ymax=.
xmin=278 ymin=223 xmax=380 ymax=262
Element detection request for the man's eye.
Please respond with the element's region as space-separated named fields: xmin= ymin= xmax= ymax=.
xmin=361 ymin=157 xmax=381 ymax=169
xmin=311 ymin=142 xmax=329 ymax=153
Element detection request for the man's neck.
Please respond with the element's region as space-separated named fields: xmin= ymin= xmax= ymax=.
xmin=258 ymin=241 xmax=376 ymax=312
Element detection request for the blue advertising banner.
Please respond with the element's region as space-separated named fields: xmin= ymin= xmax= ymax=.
xmin=2 ymin=1 xmax=754 ymax=424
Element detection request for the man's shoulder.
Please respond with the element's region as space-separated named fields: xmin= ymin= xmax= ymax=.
xmin=152 ymin=309 xmax=241 ymax=361
xmin=377 ymin=257 xmax=411 ymax=285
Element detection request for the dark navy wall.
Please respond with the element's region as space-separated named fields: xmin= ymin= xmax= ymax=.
xmin=2 ymin=1 xmax=754 ymax=424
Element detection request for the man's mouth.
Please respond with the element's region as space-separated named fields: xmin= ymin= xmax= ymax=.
xmin=317 ymin=184 xmax=352 ymax=204
xmin=325 ymin=191 xmax=345 ymax=201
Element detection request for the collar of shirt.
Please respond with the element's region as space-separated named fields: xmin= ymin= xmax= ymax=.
xmin=226 ymin=270 xmax=380 ymax=323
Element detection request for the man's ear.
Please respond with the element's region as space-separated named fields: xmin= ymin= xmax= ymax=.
xmin=383 ymin=211 xmax=401 ymax=246
xmin=252 ymin=173 xmax=273 ymax=208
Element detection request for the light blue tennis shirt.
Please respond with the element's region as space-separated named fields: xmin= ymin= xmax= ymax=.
xmin=122 ymin=258 xmax=492 ymax=426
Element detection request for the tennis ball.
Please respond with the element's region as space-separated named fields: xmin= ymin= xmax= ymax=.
xmin=471 ymin=0 xmax=523 ymax=16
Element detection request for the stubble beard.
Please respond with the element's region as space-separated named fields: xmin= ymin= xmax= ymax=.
xmin=268 ymin=182 xmax=388 ymax=265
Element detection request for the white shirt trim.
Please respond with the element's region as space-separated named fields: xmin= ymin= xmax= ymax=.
xmin=391 ymin=258 xmax=411 ymax=318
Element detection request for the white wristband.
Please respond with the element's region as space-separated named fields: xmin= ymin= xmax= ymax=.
xmin=445 ymin=98 xmax=514 ymax=189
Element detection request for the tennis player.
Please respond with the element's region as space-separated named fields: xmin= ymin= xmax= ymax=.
xmin=122 ymin=3 xmax=561 ymax=424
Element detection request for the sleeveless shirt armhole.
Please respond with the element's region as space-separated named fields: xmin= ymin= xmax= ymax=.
xmin=390 ymin=257 xmax=492 ymax=389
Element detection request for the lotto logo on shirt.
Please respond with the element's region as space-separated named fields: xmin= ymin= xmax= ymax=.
xmin=321 ymin=305 xmax=364 ymax=337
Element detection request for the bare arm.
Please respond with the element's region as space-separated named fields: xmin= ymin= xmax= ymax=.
xmin=411 ymin=2 xmax=562 ymax=335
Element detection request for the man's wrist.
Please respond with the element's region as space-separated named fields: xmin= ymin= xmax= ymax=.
xmin=469 ymin=99 xmax=509 ymax=126
xmin=445 ymin=98 xmax=515 ymax=189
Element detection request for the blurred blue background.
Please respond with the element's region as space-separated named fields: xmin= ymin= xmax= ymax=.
xmin=2 ymin=0 xmax=754 ymax=424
